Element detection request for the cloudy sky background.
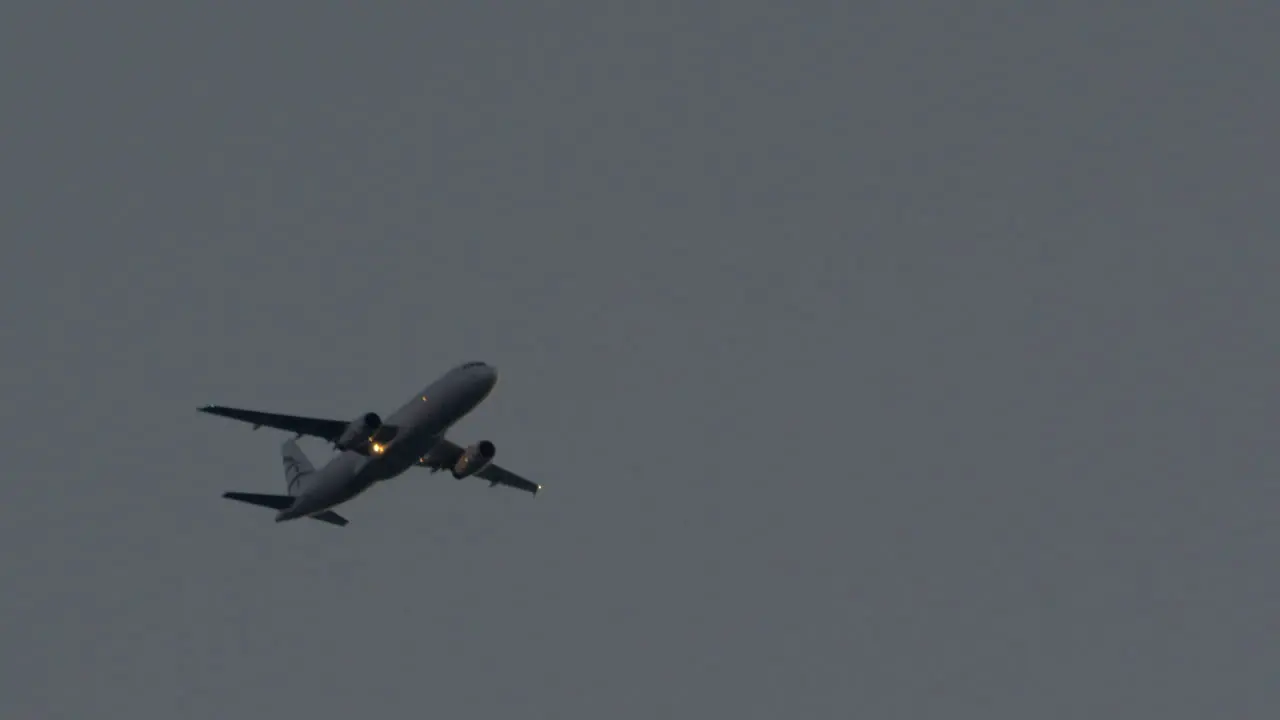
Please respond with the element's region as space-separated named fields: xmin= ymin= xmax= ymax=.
xmin=2 ymin=3 xmax=1276 ymax=718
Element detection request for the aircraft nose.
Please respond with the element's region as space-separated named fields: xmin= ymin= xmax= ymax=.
xmin=481 ymin=364 xmax=498 ymax=390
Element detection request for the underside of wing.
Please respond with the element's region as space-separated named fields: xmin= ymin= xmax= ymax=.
xmin=476 ymin=462 xmax=542 ymax=495
xmin=198 ymin=405 xmax=348 ymax=442
xmin=417 ymin=439 xmax=542 ymax=495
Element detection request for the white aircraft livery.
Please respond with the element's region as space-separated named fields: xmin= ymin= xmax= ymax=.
xmin=199 ymin=360 xmax=540 ymax=527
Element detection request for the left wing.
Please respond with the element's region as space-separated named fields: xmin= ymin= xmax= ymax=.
xmin=198 ymin=405 xmax=348 ymax=443
xmin=418 ymin=439 xmax=542 ymax=495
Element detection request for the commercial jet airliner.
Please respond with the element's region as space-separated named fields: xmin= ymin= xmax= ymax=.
xmin=198 ymin=360 xmax=540 ymax=527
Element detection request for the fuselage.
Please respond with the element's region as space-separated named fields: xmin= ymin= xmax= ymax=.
xmin=275 ymin=361 xmax=499 ymax=522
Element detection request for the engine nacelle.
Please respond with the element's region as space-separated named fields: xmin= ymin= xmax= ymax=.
xmin=452 ymin=440 xmax=496 ymax=479
xmin=336 ymin=412 xmax=382 ymax=450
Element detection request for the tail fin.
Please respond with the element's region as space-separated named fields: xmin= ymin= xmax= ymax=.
xmin=281 ymin=439 xmax=316 ymax=496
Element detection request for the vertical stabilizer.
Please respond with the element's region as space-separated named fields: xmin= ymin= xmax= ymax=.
xmin=281 ymin=439 xmax=316 ymax=496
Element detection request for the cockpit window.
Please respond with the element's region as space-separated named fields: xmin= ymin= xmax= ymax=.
xmin=458 ymin=361 xmax=487 ymax=369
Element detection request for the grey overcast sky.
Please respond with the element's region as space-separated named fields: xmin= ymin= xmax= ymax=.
xmin=1 ymin=2 xmax=1276 ymax=718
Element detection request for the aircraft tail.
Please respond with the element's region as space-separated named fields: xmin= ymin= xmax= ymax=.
xmin=281 ymin=439 xmax=316 ymax=496
xmin=221 ymin=492 xmax=349 ymax=527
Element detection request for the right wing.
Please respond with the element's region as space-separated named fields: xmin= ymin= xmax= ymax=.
xmin=417 ymin=439 xmax=543 ymax=495
xmin=476 ymin=462 xmax=542 ymax=495
xmin=198 ymin=405 xmax=348 ymax=443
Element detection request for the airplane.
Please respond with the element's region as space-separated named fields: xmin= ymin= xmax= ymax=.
xmin=198 ymin=360 xmax=541 ymax=527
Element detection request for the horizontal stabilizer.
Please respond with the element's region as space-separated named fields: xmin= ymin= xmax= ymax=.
xmin=222 ymin=491 xmax=293 ymax=510
xmin=222 ymin=492 xmax=349 ymax=527
xmin=311 ymin=510 xmax=349 ymax=527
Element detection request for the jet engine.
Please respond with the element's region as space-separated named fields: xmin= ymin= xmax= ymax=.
xmin=336 ymin=412 xmax=382 ymax=450
xmin=452 ymin=441 xmax=496 ymax=479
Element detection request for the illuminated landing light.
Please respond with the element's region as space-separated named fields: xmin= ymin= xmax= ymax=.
xmin=371 ymin=443 xmax=386 ymax=454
